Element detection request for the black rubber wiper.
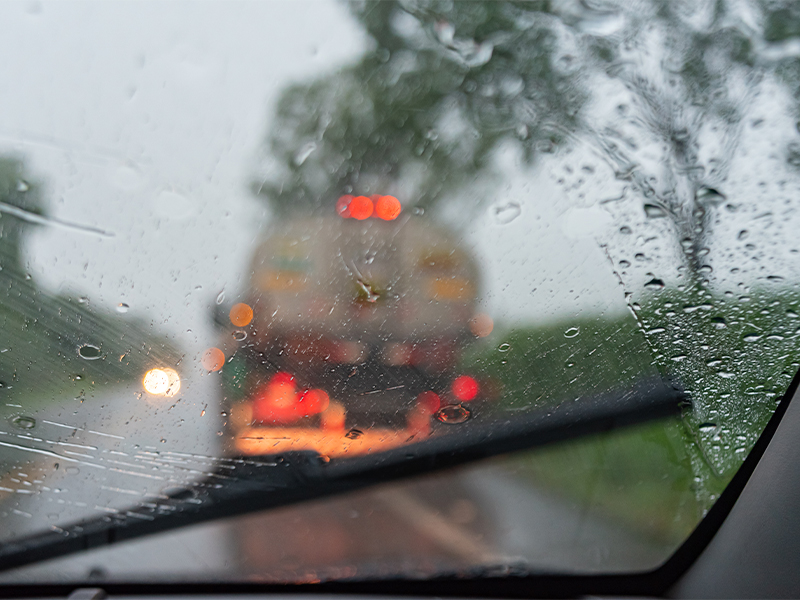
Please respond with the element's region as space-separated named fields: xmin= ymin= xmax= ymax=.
xmin=0 ymin=377 xmax=685 ymax=572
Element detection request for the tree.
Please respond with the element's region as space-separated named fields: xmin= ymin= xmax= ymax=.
xmin=254 ymin=0 xmax=800 ymax=280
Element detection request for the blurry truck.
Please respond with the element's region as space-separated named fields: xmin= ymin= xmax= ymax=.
xmin=216 ymin=195 xmax=489 ymax=456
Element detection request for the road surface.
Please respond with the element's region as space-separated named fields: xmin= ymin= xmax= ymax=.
xmin=0 ymin=377 xmax=670 ymax=582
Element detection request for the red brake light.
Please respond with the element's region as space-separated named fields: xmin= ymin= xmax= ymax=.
xmin=375 ymin=195 xmax=401 ymax=220
xmin=349 ymin=195 xmax=373 ymax=220
xmin=451 ymin=375 xmax=479 ymax=401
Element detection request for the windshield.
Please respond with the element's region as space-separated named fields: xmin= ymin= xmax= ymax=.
xmin=0 ymin=0 xmax=799 ymax=584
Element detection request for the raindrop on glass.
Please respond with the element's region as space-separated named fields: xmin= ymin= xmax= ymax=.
xmin=696 ymin=187 xmax=726 ymax=206
xmin=116 ymin=303 xmax=129 ymax=314
xmin=10 ymin=415 xmax=35 ymax=429
xmin=564 ymin=326 xmax=580 ymax=338
xmin=345 ymin=428 xmax=363 ymax=440
xmin=293 ymin=142 xmax=317 ymax=166
xmin=78 ymin=344 xmax=102 ymax=360
xmin=710 ymin=316 xmax=727 ymax=329
xmin=643 ymin=203 xmax=666 ymax=218
xmin=491 ymin=202 xmax=522 ymax=225
xmin=436 ymin=404 xmax=471 ymax=424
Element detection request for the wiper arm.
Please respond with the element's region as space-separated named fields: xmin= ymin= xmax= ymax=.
xmin=0 ymin=377 xmax=685 ymax=573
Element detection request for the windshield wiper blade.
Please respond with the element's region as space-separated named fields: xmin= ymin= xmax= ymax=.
xmin=0 ymin=377 xmax=685 ymax=573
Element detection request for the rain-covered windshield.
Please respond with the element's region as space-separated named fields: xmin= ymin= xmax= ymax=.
xmin=1 ymin=0 xmax=800 ymax=583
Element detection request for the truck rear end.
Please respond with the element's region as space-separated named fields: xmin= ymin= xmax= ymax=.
xmin=219 ymin=196 xmax=486 ymax=456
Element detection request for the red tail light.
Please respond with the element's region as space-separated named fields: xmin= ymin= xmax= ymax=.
xmin=451 ymin=375 xmax=479 ymax=401
xmin=416 ymin=391 xmax=441 ymax=414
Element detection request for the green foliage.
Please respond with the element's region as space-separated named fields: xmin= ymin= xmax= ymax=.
xmin=463 ymin=283 xmax=800 ymax=541
xmin=254 ymin=0 xmax=585 ymax=215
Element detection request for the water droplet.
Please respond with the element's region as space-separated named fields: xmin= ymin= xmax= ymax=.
xmin=65 ymin=467 xmax=80 ymax=475
xmin=232 ymin=330 xmax=247 ymax=342
xmin=436 ymin=404 xmax=471 ymax=424
xmin=345 ymin=428 xmax=363 ymax=440
xmin=564 ymin=326 xmax=580 ymax=338
xmin=116 ymin=303 xmax=129 ymax=314
xmin=491 ymin=202 xmax=522 ymax=225
xmin=293 ymin=142 xmax=317 ymax=166
xmin=435 ymin=20 xmax=455 ymax=45
xmin=216 ymin=290 xmax=225 ymax=305
xmin=619 ymin=259 xmax=631 ymax=268
xmin=644 ymin=203 xmax=667 ymax=218
xmin=767 ymin=275 xmax=784 ymax=282
xmin=412 ymin=206 xmax=425 ymax=216
xmin=698 ymin=422 xmax=717 ymax=432
xmin=10 ymin=415 xmax=35 ymax=429
xmin=787 ymin=310 xmax=799 ymax=319
xmin=716 ymin=371 xmax=735 ymax=379
xmin=696 ymin=187 xmax=726 ymax=205
xmin=78 ymin=344 xmax=102 ymax=360
xmin=644 ymin=277 xmax=665 ymax=290
xmin=743 ymin=333 xmax=763 ymax=343
xmin=737 ymin=230 xmax=749 ymax=241
xmin=710 ymin=316 xmax=727 ymax=329
xmin=498 ymin=343 xmax=511 ymax=352
xmin=619 ymin=226 xmax=632 ymax=235
xmin=460 ymin=41 xmax=493 ymax=67
xmin=354 ymin=279 xmax=379 ymax=303
xmin=16 ymin=180 xmax=29 ymax=193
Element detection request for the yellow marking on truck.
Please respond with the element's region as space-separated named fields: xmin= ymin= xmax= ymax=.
xmin=256 ymin=269 xmax=308 ymax=291
xmin=428 ymin=277 xmax=473 ymax=301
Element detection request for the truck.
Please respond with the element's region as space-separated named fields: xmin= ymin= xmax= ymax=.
xmin=217 ymin=195 xmax=488 ymax=457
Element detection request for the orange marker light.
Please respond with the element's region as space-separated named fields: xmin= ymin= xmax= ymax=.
xmin=202 ymin=347 xmax=225 ymax=372
xmin=229 ymin=303 xmax=253 ymax=327
xmin=336 ymin=195 xmax=353 ymax=218
xmin=375 ymin=195 xmax=401 ymax=220
xmin=298 ymin=388 xmax=330 ymax=416
xmin=452 ymin=375 xmax=479 ymax=401
xmin=349 ymin=195 xmax=373 ymax=220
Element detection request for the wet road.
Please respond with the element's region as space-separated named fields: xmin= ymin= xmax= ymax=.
xmin=0 ymin=381 xmax=668 ymax=582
